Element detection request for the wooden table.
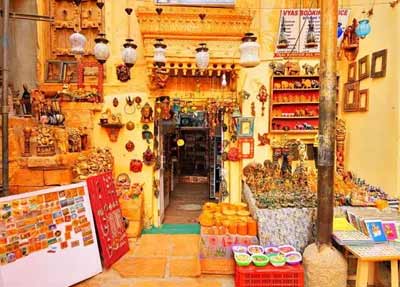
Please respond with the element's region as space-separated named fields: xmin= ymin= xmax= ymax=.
xmin=345 ymin=244 xmax=400 ymax=287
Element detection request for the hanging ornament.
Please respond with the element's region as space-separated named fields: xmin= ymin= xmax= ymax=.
xmin=125 ymin=141 xmax=135 ymax=152
xmin=112 ymin=97 xmax=119 ymax=107
xmin=177 ymin=139 xmax=185 ymax=147
xmin=122 ymin=39 xmax=137 ymax=68
xmin=239 ymin=32 xmax=260 ymax=68
xmin=257 ymin=85 xmax=269 ymax=117
xmin=355 ymin=17 xmax=371 ymax=39
xmin=134 ymin=96 xmax=142 ymax=109
xmin=221 ymin=73 xmax=227 ymax=87
xmin=154 ymin=38 xmax=167 ymax=68
xmin=277 ymin=17 xmax=289 ymax=48
xmin=130 ymin=159 xmax=143 ymax=173
xmin=94 ymin=33 xmax=110 ymax=64
xmin=143 ymin=146 xmax=156 ymax=165
xmin=116 ymin=64 xmax=131 ymax=82
xmin=195 ymin=43 xmax=209 ymax=71
xmin=126 ymin=121 xmax=135 ymax=131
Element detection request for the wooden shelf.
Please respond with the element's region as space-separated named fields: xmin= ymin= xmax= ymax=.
xmin=272 ymin=116 xmax=319 ymax=119
xmin=273 ymin=88 xmax=320 ymax=92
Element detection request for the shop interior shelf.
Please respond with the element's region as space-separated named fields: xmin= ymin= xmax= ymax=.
xmin=271 ymin=130 xmax=318 ymax=134
xmin=273 ymin=88 xmax=320 ymax=92
xmin=272 ymin=102 xmax=320 ymax=105
xmin=272 ymin=116 xmax=319 ymax=119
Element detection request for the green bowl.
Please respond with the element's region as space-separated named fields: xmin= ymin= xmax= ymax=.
xmin=251 ymin=254 xmax=269 ymax=267
xmin=269 ymin=254 xmax=286 ymax=267
xmin=234 ymin=252 xmax=252 ymax=267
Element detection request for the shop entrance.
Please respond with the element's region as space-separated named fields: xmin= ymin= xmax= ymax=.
xmin=157 ymin=111 xmax=222 ymax=224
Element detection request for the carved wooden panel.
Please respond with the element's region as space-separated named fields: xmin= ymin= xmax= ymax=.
xmin=50 ymin=0 xmax=103 ymax=59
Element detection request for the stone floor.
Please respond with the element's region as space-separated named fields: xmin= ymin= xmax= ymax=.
xmin=164 ymin=183 xmax=211 ymax=224
xmin=74 ymin=234 xmax=234 ymax=287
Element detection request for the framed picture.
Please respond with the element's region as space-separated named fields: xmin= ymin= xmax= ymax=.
xmin=45 ymin=60 xmax=63 ymax=83
xmin=347 ymin=61 xmax=357 ymax=82
xmin=78 ymin=62 xmax=104 ymax=100
xmin=343 ymin=81 xmax=359 ymax=112
xmin=238 ymin=138 xmax=254 ymax=159
xmin=62 ymin=61 xmax=78 ymax=83
xmin=358 ymin=55 xmax=370 ymax=81
xmin=365 ymin=220 xmax=387 ymax=243
xmin=237 ymin=117 xmax=254 ymax=138
xmin=371 ymin=49 xmax=387 ymax=78
xmin=358 ymin=89 xmax=369 ymax=112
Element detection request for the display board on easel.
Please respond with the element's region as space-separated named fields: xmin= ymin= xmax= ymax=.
xmin=0 ymin=183 xmax=102 ymax=287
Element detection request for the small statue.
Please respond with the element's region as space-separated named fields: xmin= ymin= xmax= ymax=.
xmin=257 ymin=85 xmax=269 ymax=117
xmin=21 ymin=84 xmax=32 ymax=115
xmin=269 ymin=62 xmax=285 ymax=75
xmin=302 ymin=63 xmax=318 ymax=75
xmin=284 ymin=61 xmax=300 ymax=76
xmin=141 ymin=103 xmax=153 ymax=123
xmin=36 ymin=125 xmax=56 ymax=156
xmin=258 ymin=133 xmax=270 ymax=146
xmin=54 ymin=128 xmax=68 ymax=154
xmin=72 ymin=148 xmax=114 ymax=182
xmin=67 ymin=128 xmax=82 ymax=152
xmin=143 ymin=146 xmax=155 ymax=165
xmin=160 ymin=96 xmax=172 ymax=121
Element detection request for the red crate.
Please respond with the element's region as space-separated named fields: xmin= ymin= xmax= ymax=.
xmin=235 ymin=264 xmax=304 ymax=287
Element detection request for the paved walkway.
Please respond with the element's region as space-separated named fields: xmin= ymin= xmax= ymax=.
xmin=74 ymin=234 xmax=234 ymax=287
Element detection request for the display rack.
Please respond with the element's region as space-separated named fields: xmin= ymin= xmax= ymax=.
xmin=270 ymin=75 xmax=320 ymax=134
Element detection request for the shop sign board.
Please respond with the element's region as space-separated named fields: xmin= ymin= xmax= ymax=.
xmin=274 ymin=8 xmax=351 ymax=58
xmin=0 ymin=183 xmax=102 ymax=287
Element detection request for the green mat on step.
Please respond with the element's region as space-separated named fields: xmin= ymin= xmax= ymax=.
xmin=142 ymin=224 xmax=200 ymax=235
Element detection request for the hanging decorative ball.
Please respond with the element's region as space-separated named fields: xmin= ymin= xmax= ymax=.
xmin=195 ymin=43 xmax=209 ymax=71
xmin=116 ymin=64 xmax=131 ymax=82
xmin=125 ymin=141 xmax=135 ymax=152
xmin=126 ymin=121 xmax=135 ymax=131
xmin=122 ymin=38 xmax=137 ymax=68
xmin=355 ymin=19 xmax=371 ymax=39
xmin=153 ymin=38 xmax=167 ymax=68
xmin=337 ymin=22 xmax=344 ymax=38
xmin=69 ymin=31 xmax=87 ymax=55
xmin=94 ymin=33 xmax=110 ymax=64
xmin=112 ymin=97 xmax=119 ymax=107
xmin=239 ymin=32 xmax=260 ymax=68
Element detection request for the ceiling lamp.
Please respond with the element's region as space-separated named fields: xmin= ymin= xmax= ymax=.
xmin=239 ymin=32 xmax=260 ymax=68
xmin=94 ymin=33 xmax=110 ymax=64
xmin=69 ymin=1 xmax=86 ymax=55
xmin=94 ymin=1 xmax=110 ymax=64
xmin=195 ymin=43 xmax=209 ymax=71
xmin=154 ymin=38 xmax=167 ymax=68
xmin=121 ymin=7 xmax=137 ymax=68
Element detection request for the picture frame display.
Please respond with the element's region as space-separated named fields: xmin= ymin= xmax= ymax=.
xmin=358 ymin=89 xmax=369 ymax=112
xmin=45 ymin=60 xmax=63 ymax=83
xmin=371 ymin=49 xmax=387 ymax=78
xmin=237 ymin=117 xmax=254 ymax=138
xmin=358 ymin=55 xmax=370 ymax=81
xmin=62 ymin=61 xmax=78 ymax=83
xmin=347 ymin=61 xmax=357 ymax=82
xmin=343 ymin=81 xmax=359 ymax=112
xmin=238 ymin=138 xmax=254 ymax=159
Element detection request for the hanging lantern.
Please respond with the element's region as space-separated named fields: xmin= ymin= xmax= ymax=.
xmin=122 ymin=39 xmax=137 ymax=68
xmin=94 ymin=33 xmax=110 ymax=64
xmin=239 ymin=32 xmax=260 ymax=68
xmin=153 ymin=38 xmax=167 ymax=68
xmin=70 ymin=31 xmax=87 ymax=55
xmin=355 ymin=19 xmax=371 ymax=39
xmin=195 ymin=43 xmax=209 ymax=71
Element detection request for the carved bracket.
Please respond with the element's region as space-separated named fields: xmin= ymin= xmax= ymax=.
xmin=100 ymin=123 xmax=124 ymax=142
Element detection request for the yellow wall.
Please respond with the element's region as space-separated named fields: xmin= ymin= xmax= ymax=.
xmin=338 ymin=1 xmax=400 ymax=196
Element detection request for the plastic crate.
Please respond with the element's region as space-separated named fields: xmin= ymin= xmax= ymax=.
xmin=235 ymin=264 xmax=304 ymax=287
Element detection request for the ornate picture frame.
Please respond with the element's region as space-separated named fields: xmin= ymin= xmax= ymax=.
xmin=237 ymin=117 xmax=254 ymax=138
xmin=343 ymin=81 xmax=359 ymax=112
xmin=45 ymin=60 xmax=63 ymax=83
xmin=238 ymin=138 xmax=254 ymax=159
xmin=78 ymin=62 xmax=104 ymax=100
xmin=358 ymin=89 xmax=369 ymax=112
xmin=347 ymin=61 xmax=357 ymax=83
xmin=358 ymin=55 xmax=370 ymax=81
xmin=371 ymin=49 xmax=387 ymax=78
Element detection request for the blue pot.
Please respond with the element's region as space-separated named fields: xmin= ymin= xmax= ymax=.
xmin=356 ymin=19 xmax=371 ymax=39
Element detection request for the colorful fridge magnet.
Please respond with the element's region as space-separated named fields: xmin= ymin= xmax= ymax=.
xmin=382 ymin=221 xmax=398 ymax=241
xmin=365 ymin=220 xmax=387 ymax=242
